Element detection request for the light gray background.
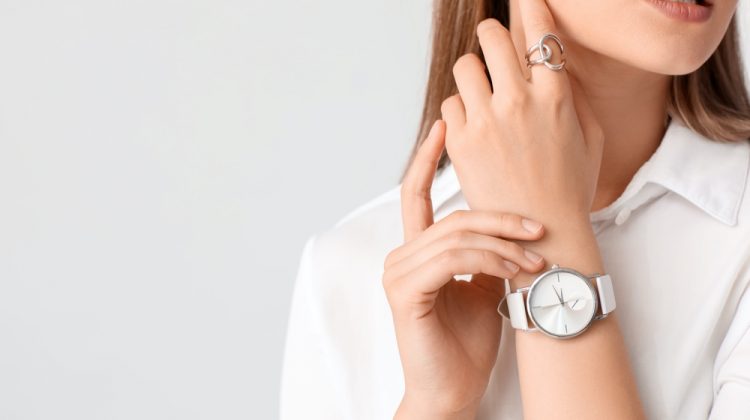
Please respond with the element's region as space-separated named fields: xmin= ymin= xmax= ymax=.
xmin=0 ymin=1 xmax=746 ymax=419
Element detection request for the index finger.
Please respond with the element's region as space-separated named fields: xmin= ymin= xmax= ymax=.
xmin=400 ymin=119 xmax=446 ymax=242
xmin=508 ymin=0 xmax=531 ymax=81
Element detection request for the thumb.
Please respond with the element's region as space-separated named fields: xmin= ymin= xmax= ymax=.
xmin=400 ymin=119 xmax=446 ymax=242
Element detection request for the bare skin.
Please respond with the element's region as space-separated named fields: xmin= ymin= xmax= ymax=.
xmin=384 ymin=0 xmax=738 ymax=418
xmin=383 ymin=120 xmax=548 ymax=419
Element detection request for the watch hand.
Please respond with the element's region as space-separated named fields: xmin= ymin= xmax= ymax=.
xmin=551 ymin=285 xmax=564 ymax=304
xmin=531 ymin=302 xmax=562 ymax=309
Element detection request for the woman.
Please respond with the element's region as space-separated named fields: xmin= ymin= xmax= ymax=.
xmin=280 ymin=0 xmax=750 ymax=418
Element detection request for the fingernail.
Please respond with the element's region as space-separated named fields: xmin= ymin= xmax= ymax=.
xmin=521 ymin=218 xmax=542 ymax=233
xmin=504 ymin=260 xmax=520 ymax=273
xmin=524 ymin=249 xmax=543 ymax=264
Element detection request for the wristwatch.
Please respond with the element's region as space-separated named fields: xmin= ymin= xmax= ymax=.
xmin=497 ymin=264 xmax=616 ymax=339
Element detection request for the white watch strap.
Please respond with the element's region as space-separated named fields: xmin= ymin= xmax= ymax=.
xmin=506 ymin=291 xmax=530 ymax=331
xmin=595 ymin=274 xmax=616 ymax=315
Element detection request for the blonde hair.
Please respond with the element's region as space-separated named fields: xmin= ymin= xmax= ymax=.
xmin=400 ymin=0 xmax=750 ymax=182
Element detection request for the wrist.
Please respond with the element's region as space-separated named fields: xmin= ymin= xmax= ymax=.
xmin=395 ymin=393 xmax=478 ymax=420
xmin=511 ymin=218 xmax=603 ymax=289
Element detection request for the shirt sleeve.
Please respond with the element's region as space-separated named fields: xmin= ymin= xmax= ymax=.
xmin=708 ymin=281 xmax=750 ymax=420
xmin=279 ymin=234 xmax=345 ymax=419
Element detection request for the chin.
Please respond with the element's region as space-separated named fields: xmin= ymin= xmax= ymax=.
xmin=547 ymin=0 xmax=738 ymax=76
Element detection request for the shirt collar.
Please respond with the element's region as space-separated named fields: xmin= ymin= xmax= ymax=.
xmin=431 ymin=117 xmax=750 ymax=226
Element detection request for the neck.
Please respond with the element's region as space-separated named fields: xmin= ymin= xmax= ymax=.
xmin=564 ymin=42 xmax=672 ymax=212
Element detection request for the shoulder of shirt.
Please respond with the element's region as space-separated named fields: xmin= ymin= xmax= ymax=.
xmin=294 ymin=182 xmax=399 ymax=286
xmin=332 ymin=184 xmax=403 ymax=230
xmin=309 ymin=181 xmax=403 ymax=267
xmin=325 ymin=163 xmax=458 ymax=236
xmin=299 ymin=165 xmax=457 ymax=281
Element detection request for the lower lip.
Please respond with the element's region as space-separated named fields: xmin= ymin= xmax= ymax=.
xmin=645 ymin=0 xmax=713 ymax=22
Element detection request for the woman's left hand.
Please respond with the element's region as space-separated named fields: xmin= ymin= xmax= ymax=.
xmin=441 ymin=0 xmax=604 ymax=230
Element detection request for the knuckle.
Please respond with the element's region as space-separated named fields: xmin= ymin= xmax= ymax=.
xmin=437 ymin=248 xmax=461 ymax=266
xmin=477 ymin=18 xmax=503 ymax=36
xmin=497 ymin=89 xmax=528 ymax=112
xmin=471 ymin=109 xmax=494 ymax=132
xmin=453 ymin=53 xmax=482 ymax=76
xmin=447 ymin=209 xmax=469 ymax=225
xmin=446 ymin=230 xmax=469 ymax=248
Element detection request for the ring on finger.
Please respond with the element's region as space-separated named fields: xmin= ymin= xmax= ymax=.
xmin=524 ymin=32 xmax=566 ymax=71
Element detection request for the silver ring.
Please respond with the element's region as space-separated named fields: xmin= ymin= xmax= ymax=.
xmin=524 ymin=33 xmax=566 ymax=71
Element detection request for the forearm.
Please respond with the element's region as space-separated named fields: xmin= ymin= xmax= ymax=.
xmin=511 ymin=219 xmax=646 ymax=419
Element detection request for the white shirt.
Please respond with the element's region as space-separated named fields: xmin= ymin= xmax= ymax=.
xmin=279 ymin=117 xmax=750 ymax=419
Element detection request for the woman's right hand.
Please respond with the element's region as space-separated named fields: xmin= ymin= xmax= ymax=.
xmin=383 ymin=120 xmax=547 ymax=419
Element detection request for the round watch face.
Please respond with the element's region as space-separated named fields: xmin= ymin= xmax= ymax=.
xmin=527 ymin=268 xmax=598 ymax=338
